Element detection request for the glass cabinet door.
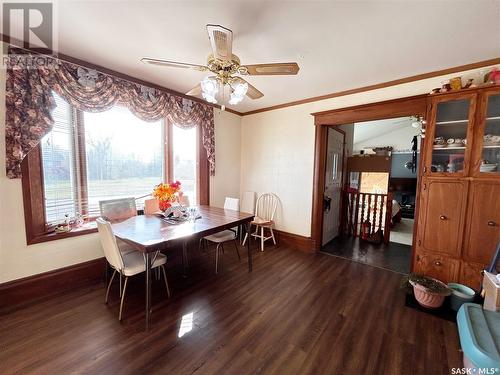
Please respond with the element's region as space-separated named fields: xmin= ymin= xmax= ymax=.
xmin=479 ymin=93 xmax=500 ymax=174
xmin=430 ymin=98 xmax=473 ymax=174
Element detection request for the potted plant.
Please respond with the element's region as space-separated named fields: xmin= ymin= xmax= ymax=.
xmin=402 ymin=273 xmax=451 ymax=309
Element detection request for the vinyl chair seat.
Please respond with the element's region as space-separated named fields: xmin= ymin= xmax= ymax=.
xmin=120 ymin=252 xmax=167 ymax=277
xmin=205 ymin=230 xmax=237 ymax=243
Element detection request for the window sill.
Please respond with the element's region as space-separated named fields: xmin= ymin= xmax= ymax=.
xmin=28 ymin=222 xmax=98 ymax=245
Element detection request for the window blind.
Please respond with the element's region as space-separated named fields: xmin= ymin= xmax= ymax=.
xmin=41 ymin=93 xmax=78 ymax=225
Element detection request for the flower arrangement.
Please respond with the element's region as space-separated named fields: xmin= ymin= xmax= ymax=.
xmin=152 ymin=181 xmax=182 ymax=211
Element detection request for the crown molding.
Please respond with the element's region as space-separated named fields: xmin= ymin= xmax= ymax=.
xmin=241 ymin=57 xmax=500 ymax=116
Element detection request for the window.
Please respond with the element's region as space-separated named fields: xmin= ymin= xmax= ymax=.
xmin=359 ymin=172 xmax=389 ymax=194
xmin=83 ymin=107 xmax=163 ymax=217
xmin=22 ymin=94 xmax=209 ymax=244
xmin=172 ymin=126 xmax=198 ymax=204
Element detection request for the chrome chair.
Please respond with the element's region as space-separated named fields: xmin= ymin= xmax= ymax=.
xmin=97 ymin=218 xmax=170 ymax=320
xmin=99 ymin=197 xmax=137 ymax=222
xmin=202 ymin=197 xmax=240 ymax=273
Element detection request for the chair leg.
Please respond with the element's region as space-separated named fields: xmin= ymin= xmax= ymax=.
xmin=242 ymin=231 xmax=249 ymax=246
xmin=161 ymin=265 xmax=171 ymax=298
xmin=260 ymin=226 xmax=265 ymax=252
xmin=215 ymin=243 xmax=222 ymax=274
xmin=270 ymin=227 xmax=276 ymax=245
xmin=118 ymin=276 xmax=129 ymax=321
xmin=119 ymin=273 xmax=122 ymax=297
xmin=105 ymin=269 xmax=117 ymax=304
xmin=234 ymin=240 xmax=241 ymax=261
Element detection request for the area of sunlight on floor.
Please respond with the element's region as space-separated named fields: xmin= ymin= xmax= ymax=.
xmin=178 ymin=312 xmax=194 ymax=338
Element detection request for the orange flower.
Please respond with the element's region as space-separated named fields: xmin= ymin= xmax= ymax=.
xmin=152 ymin=181 xmax=183 ymax=204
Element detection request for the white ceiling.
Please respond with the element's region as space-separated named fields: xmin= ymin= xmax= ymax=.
xmin=22 ymin=1 xmax=500 ymax=112
xmin=353 ymin=116 xmax=419 ymax=152
xmin=354 ymin=117 xmax=414 ymax=147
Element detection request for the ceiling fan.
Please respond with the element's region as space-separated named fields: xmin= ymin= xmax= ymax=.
xmin=141 ymin=24 xmax=300 ymax=107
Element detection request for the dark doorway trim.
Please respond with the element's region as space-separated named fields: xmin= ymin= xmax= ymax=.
xmin=310 ymin=94 xmax=427 ymax=252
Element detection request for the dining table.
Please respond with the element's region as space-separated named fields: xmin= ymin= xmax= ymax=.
xmin=111 ymin=205 xmax=254 ymax=329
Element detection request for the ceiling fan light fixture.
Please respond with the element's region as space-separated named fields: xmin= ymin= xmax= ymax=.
xmin=228 ymin=93 xmax=243 ymax=105
xmin=233 ymin=81 xmax=248 ymax=97
xmin=202 ymin=92 xmax=218 ymax=104
xmin=201 ymin=76 xmax=219 ymax=103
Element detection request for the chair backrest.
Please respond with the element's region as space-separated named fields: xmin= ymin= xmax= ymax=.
xmin=224 ymin=197 xmax=240 ymax=211
xmin=255 ymin=193 xmax=279 ymax=221
xmin=99 ymin=197 xmax=137 ymax=222
xmin=144 ymin=198 xmax=160 ymax=215
xmin=240 ymin=191 xmax=256 ymax=214
xmin=96 ymin=217 xmax=124 ymax=272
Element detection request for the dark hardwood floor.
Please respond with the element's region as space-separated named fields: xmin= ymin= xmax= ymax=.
xmin=322 ymin=236 xmax=412 ymax=274
xmin=0 ymin=242 xmax=461 ymax=374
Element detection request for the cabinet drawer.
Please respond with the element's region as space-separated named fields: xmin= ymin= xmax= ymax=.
xmin=413 ymin=250 xmax=460 ymax=283
xmin=459 ymin=261 xmax=486 ymax=291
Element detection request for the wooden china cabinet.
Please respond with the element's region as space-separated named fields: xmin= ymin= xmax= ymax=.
xmin=414 ymin=86 xmax=500 ymax=290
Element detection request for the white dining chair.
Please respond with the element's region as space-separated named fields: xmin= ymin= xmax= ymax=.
xmin=242 ymin=193 xmax=279 ymax=252
xmin=99 ymin=197 xmax=139 ymax=290
xmin=201 ymin=197 xmax=241 ymax=273
xmin=240 ymin=191 xmax=256 ymax=214
xmin=97 ymin=218 xmax=170 ymax=320
xmin=99 ymin=197 xmax=137 ymax=222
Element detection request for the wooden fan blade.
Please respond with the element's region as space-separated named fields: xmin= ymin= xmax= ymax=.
xmin=233 ymin=77 xmax=263 ymax=99
xmin=240 ymin=62 xmax=300 ymax=75
xmin=141 ymin=58 xmax=207 ymax=71
xmin=186 ymin=83 xmax=202 ymax=96
xmin=206 ymin=24 xmax=233 ymax=61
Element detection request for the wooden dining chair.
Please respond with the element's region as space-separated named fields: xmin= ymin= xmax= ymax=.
xmin=97 ymin=218 xmax=170 ymax=320
xmin=242 ymin=193 xmax=279 ymax=252
xmin=201 ymin=197 xmax=241 ymax=273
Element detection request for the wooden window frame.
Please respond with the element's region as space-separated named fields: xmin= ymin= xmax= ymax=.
xmin=21 ymin=111 xmax=209 ymax=245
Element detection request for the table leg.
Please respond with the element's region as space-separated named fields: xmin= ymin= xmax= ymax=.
xmin=145 ymin=253 xmax=152 ymax=330
xmin=247 ymin=222 xmax=252 ymax=272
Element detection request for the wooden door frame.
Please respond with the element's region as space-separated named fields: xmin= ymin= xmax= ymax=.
xmin=310 ymin=94 xmax=428 ymax=252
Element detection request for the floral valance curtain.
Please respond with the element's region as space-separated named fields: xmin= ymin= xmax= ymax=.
xmin=5 ymin=47 xmax=215 ymax=178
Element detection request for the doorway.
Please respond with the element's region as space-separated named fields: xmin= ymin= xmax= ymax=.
xmin=321 ymin=117 xmax=421 ymax=273
xmin=311 ymin=95 xmax=427 ymax=273
xmin=322 ymin=127 xmax=345 ymax=245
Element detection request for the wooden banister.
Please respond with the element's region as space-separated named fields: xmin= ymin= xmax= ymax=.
xmin=342 ymin=190 xmax=393 ymax=244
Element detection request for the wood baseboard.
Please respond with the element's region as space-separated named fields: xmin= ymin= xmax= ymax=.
xmin=274 ymin=230 xmax=316 ymax=253
xmin=0 ymin=258 xmax=105 ymax=312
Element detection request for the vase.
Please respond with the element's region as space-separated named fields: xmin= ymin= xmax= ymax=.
xmin=410 ymin=279 xmax=450 ymax=309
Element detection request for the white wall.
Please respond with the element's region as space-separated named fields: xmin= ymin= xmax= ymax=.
xmin=0 ymin=68 xmax=241 ymax=283
xmin=240 ymin=64 xmax=500 ymax=238
xmin=210 ymin=110 xmax=241 ymax=207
